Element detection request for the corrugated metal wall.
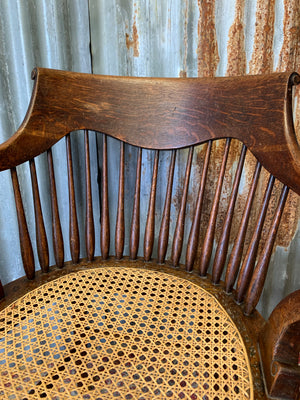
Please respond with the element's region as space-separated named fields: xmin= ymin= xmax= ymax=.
xmin=0 ymin=0 xmax=299 ymax=317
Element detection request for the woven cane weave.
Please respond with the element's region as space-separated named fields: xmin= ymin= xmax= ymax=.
xmin=0 ymin=267 xmax=253 ymax=400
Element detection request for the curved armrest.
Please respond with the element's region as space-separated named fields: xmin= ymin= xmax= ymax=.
xmin=259 ymin=290 xmax=300 ymax=399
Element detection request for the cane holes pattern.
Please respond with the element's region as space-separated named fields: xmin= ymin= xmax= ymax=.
xmin=0 ymin=267 xmax=252 ymax=399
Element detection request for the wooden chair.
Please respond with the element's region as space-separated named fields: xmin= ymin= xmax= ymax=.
xmin=0 ymin=68 xmax=299 ymax=399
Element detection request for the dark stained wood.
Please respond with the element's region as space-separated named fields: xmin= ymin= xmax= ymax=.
xmin=47 ymin=148 xmax=64 ymax=268
xmin=157 ymin=150 xmax=176 ymax=264
xmin=259 ymin=289 xmax=300 ymax=399
xmin=199 ymin=139 xmax=231 ymax=276
xmin=235 ymin=174 xmax=275 ymax=304
xmin=186 ymin=141 xmax=212 ymax=272
xmin=212 ymin=144 xmax=247 ymax=284
xmin=171 ymin=147 xmax=193 ymax=267
xmin=244 ymin=184 xmax=289 ymax=315
xmin=225 ymin=161 xmax=261 ymax=293
xmin=130 ymin=148 xmax=142 ymax=260
xmin=0 ymin=281 xmax=4 ymax=300
xmin=101 ymin=135 xmax=110 ymax=260
xmin=144 ymin=150 xmax=159 ymax=261
xmin=1 ymin=68 xmax=300 ymax=400
xmin=0 ymin=69 xmax=299 ymax=195
xmin=85 ymin=130 xmax=95 ymax=261
xmin=10 ymin=167 xmax=35 ymax=280
xmin=115 ymin=141 xmax=125 ymax=259
xmin=29 ymin=158 xmax=49 ymax=272
xmin=66 ymin=134 xmax=80 ymax=264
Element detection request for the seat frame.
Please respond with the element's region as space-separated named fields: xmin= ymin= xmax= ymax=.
xmin=0 ymin=68 xmax=299 ymax=399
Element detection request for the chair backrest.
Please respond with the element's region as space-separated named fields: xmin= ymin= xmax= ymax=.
xmin=0 ymin=68 xmax=299 ymax=316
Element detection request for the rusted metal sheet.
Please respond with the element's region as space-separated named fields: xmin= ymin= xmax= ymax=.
xmin=0 ymin=0 xmax=299 ymax=318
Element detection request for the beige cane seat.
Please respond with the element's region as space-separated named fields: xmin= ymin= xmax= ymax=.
xmin=0 ymin=266 xmax=252 ymax=400
xmin=1 ymin=69 xmax=300 ymax=399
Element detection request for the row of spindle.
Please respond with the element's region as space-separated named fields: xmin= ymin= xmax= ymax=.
xmin=5 ymin=131 xmax=288 ymax=315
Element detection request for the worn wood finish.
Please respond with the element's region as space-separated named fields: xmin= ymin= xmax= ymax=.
xmin=259 ymin=290 xmax=300 ymax=399
xmin=225 ymin=161 xmax=262 ymax=293
xmin=100 ymin=135 xmax=110 ymax=260
xmin=130 ymin=148 xmax=142 ymax=260
xmin=212 ymin=144 xmax=247 ymax=284
xmin=29 ymin=158 xmax=49 ymax=272
xmin=199 ymin=138 xmax=231 ymax=276
xmin=115 ymin=141 xmax=125 ymax=259
xmin=66 ymin=134 xmax=80 ymax=264
xmin=236 ymin=174 xmax=275 ymax=303
xmin=157 ymin=150 xmax=176 ymax=264
xmin=171 ymin=147 xmax=193 ymax=267
xmin=10 ymin=167 xmax=35 ymax=280
xmin=244 ymin=184 xmax=289 ymax=315
xmin=85 ymin=130 xmax=95 ymax=261
xmin=0 ymin=69 xmax=299 ymax=195
xmin=186 ymin=141 xmax=212 ymax=272
xmin=0 ymin=69 xmax=300 ymax=399
xmin=144 ymin=150 xmax=159 ymax=261
xmin=47 ymin=148 xmax=64 ymax=268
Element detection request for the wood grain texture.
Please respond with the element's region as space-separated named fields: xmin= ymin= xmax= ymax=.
xmin=115 ymin=142 xmax=125 ymax=259
xmin=66 ymin=135 xmax=80 ymax=264
xmin=130 ymin=148 xmax=142 ymax=260
xmin=29 ymin=158 xmax=49 ymax=272
xmin=157 ymin=150 xmax=176 ymax=264
xmin=236 ymin=174 xmax=275 ymax=304
xmin=0 ymin=68 xmax=300 ymax=399
xmin=212 ymin=144 xmax=247 ymax=284
xmin=47 ymin=148 xmax=64 ymax=268
xmin=100 ymin=135 xmax=110 ymax=260
xmin=144 ymin=150 xmax=159 ymax=261
xmin=199 ymin=139 xmax=231 ymax=276
xmin=244 ymin=184 xmax=289 ymax=315
xmin=10 ymin=168 xmax=35 ymax=280
xmin=225 ymin=161 xmax=262 ymax=293
xmin=186 ymin=141 xmax=212 ymax=272
xmin=0 ymin=68 xmax=299 ymax=195
xmin=259 ymin=289 xmax=300 ymax=399
xmin=171 ymin=147 xmax=193 ymax=267
xmin=85 ymin=130 xmax=95 ymax=261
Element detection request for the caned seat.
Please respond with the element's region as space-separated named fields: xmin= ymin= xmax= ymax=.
xmin=0 ymin=68 xmax=299 ymax=399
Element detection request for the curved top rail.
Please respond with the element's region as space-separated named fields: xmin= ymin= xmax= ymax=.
xmin=0 ymin=68 xmax=300 ymax=194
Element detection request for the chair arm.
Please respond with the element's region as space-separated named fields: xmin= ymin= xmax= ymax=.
xmin=259 ymin=290 xmax=300 ymax=399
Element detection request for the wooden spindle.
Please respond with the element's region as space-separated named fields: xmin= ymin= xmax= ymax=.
xmin=85 ymin=130 xmax=95 ymax=261
xmin=47 ymin=148 xmax=64 ymax=268
xmin=157 ymin=150 xmax=176 ymax=264
xmin=244 ymin=184 xmax=289 ymax=315
xmin=29 ymin=158 xmax=49 ymax=273
xmin=212 ymin=144 xmax=247 ymax=284
xmin=171 ymin=147 xmax=194 ymax=267
xmin=235 ymin=174 xmax=275 ymax=303
xmin=186 ymin=141 xmax=212 ymax=272
xmin=144 ymin=150 xmax=159 ymax=261
xmin=130 ymin=148 xmax=142 ymax=259
xmin=10 ymin=167 xmax=35 ymax=279
xmin=115 ymin=142 xmax=125 ymax=259
xmin=0 ymin=280 xmax=4 ymax=299
xmin=66 ymin=134 xmax=80 ymax=264
xmin=101 ymin=134 xmax=110 ymax=259
xmin=225 ymin=161 xmax=261 ymax=293
xmin=199 ymin=138 xmax=231 ymax=276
